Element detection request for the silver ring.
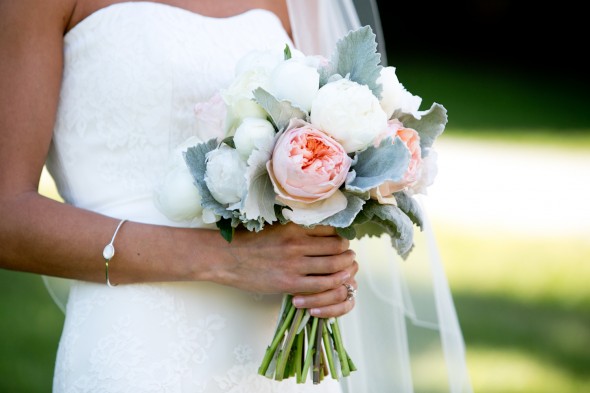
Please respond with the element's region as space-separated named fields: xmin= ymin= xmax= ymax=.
xmin=343 ymin=283 xmax=357 ymax=301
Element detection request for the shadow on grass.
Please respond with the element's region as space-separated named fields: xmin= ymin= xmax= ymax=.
xmin=453 ymin=290 xmax=590 ymax=379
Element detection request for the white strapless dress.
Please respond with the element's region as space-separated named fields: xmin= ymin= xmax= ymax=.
xmin=46 ymin=3 xmax=342 ymax=392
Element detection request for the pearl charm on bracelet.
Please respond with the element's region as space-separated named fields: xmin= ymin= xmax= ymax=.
xmin=103 ymin=219 xmax=127 ymax=287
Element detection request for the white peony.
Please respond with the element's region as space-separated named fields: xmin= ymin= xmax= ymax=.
xmin=224 ymin=98 xmax=268 ymax=136
xmin=310 ymin=78 xmax=388 ymax=153
xmin=378 ymin=66 xmax=422 ymax=118
xmin=233 ymin=117 xmax=276 ymax=159
xmin=205 ymin=145 xmax=248 ymax=205
xmin=154 ymin=137 xmax=204 ymax=222
xmin=269 ymin=58 xmax=320 ymax=112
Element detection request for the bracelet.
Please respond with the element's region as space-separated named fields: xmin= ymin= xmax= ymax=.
xmin=102 ymin=219 xmax=127 ymax=287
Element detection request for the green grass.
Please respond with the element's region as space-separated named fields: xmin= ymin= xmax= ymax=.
xmin=433 ymin=224 xmax=590 ymax=393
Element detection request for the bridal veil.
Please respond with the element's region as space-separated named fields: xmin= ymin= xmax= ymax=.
xmin=287 ymin=1 xmax=473 ymax=392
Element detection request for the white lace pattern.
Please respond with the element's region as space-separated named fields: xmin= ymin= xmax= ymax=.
xmin=48 ymin=3 xmax=342 ymax=392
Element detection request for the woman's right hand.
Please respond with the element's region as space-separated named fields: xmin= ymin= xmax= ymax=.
xmin=202 ymin=222 xmax=358 ymax=318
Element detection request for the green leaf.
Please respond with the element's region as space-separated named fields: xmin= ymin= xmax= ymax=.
xmin=394 ymin=191 xmax=424 ymax=229
xmin=184 ymin=139 xmax=234 ymax=220
xmin=217 ymin=218 xmax=234 ymax=242
xmin=397 ymin=103 xmax=447 ymax=158
xmin=252 ymin=88 xmax=307 ymax=131
xmin=345 ymin=137 xmax=411 ymax=193
xmin=284 ymin=44 xmax=292 ymax=60
xmin=320 ymin=25 xmax=383 ymax=98
xmin=220 ymin=136 xmax=235 ymax=149
xmin=336 ymin=226 xmax=357 ymax=240
xmin=274 ymin=204 xmax=291 ymax=224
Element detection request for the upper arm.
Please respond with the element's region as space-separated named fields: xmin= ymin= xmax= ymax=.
xmin=0 ymin=0 xmax=75 ymax=195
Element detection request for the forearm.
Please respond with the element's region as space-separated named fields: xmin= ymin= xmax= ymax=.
xmin=0 ymin=192 xmax=224 ymax=284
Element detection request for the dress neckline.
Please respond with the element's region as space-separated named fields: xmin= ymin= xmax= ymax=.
xmin=65 ymin=1 xmax=280 ymax=38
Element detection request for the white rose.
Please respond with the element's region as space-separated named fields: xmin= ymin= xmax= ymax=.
xmin=233 ymin=117 xmax=276 ymax=159
xmin=310 ymin=78 xmax=387 ymax=153
xmin=153 ymin=137 xmax=204 ymax=221
xmin=205 ymin=145 xmax=248 ymax=205
xmin=269 ymin=58 xmax=320 ymax=112
xmin=378 ymin=66 xmax=422 ymax=118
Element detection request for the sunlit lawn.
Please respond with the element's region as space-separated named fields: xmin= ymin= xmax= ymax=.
xmin=434 ymin=224 xmax=590 ymax=393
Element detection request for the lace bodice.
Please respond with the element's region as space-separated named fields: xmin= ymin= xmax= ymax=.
xmin=48 ymin=3 xmax=342 ymax=392
xmin=47 ymin=2 xmax=289 ymax=224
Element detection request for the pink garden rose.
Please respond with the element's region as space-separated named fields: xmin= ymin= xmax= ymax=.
xmin=268 ymin=120 xmax=351 ymax=203
xmin=371 ymin=119 xmax=422 ymax=204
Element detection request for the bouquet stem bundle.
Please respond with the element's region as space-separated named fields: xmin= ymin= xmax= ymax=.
xmin=258 ymin=295 xmax=356 ymax=384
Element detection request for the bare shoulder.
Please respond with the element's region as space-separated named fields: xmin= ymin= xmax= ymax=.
xmin=0 ymin=0 xmax=77 ymax=35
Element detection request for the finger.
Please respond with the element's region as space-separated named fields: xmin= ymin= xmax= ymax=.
xmin=297 ymin=250 xmax=356 ymax=275
xmin=307 ymin=296 xmax=356 ymax=319
xmin=287 ymin=259 xmax=358 ymax=294
xmin=301 ymin=236 xmax=350 ymax=257
xmin=292 ymin=279 xmax=358 ymax=309
xmin=304 ymin=224 xmax=337 ymax=237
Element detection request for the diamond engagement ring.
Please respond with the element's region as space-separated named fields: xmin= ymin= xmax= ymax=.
xmin=344 ymin=283 xmax=357 ymax=301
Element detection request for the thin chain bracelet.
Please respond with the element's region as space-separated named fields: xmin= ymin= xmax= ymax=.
xmin=102 ymin=219 xmax=127 ymax=287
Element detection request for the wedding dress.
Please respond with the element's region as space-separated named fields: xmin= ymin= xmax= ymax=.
xmin=45 ymin=1 xmax=472 ymax=392
xmin=46 ymin=3 xmax=341 ymax=392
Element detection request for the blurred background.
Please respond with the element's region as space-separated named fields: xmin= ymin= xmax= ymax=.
xmin=1 ymin=1 xmax=589 ymax=392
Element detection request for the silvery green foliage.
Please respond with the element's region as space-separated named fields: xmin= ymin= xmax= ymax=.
xmin=253 ymin=88 xmax=307 ymax=131
xmin=319 ymin=25 xmax=383 ymax=98
xmin=320 ymin=193 xmax=366 ymax=228
xmin=242 ymin=147 xmax=278 ymax=225
xmin=184 ymin=139 xmax=233 ymax=220
xmin=394 ymin=191 xmax=424 ymax=229
xmin=345 ymin=137 xmax=411 ymax=193
xmin=397 ymin=103 xmax=447 ymax=158
xmin=353 ymin=201 xmax=415 ymax=259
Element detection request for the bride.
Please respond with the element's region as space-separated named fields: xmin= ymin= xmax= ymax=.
xmin=0 ymin=0 xmax=472 ymax=391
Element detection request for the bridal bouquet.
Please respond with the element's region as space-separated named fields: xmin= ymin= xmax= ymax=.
xmin=154 ymin=26 xmax=446 ymax=384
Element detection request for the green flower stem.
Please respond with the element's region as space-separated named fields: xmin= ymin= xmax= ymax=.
xmin=346 ymin=349 xmax=357 ymax=372
xmin=299 ymin=317 xmax=319 ymax=384
xmin=258 ymin=299 xmax=296 ymax=376
xmin=331 ymin=318 xmax=350 ymax=376
xmin=275 ymin=307 xmax=304 ymax=381
xmin=322 ymin=320 xmax=338 ymax=379
xmin=313 ymin=318 xmax=325 ymax=384
xmin=295 ymin=330 xmax=304 ymax=381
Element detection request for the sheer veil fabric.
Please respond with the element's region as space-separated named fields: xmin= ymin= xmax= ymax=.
xmin=43 ymin=1 xmax=472 ymax=391
xmin=288 ymin=1 xmax=473 ymax=392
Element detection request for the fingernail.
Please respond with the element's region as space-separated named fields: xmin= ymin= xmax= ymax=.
xmin=292 ymin=297 xmax=304 ymax=307
xmin=310 ymin=308 xmax=321 ymax=316
xmin=342 ymin=272 xmax=351 ymax=282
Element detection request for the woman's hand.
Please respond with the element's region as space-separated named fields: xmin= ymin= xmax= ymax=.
xmin=206 ymin=223 xmax=358 ymax=318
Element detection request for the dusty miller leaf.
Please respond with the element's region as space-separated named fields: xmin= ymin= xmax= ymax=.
xmin=394 ymin=191 xmax=424 ymax=229
xmin=345 ymin=137 xmax=411 ymax=193
xmin=184 ymin=139 xmax=233 ymax=220
xmin=320 ymin=193 xmax=366 ymax=228
xmin=397 ymin=103 xmax=447 ymax=158
xmin=253 ymin=88 xmax=307 ymax=131
xmin=319 ymin=25 xmax=383 ymax=98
